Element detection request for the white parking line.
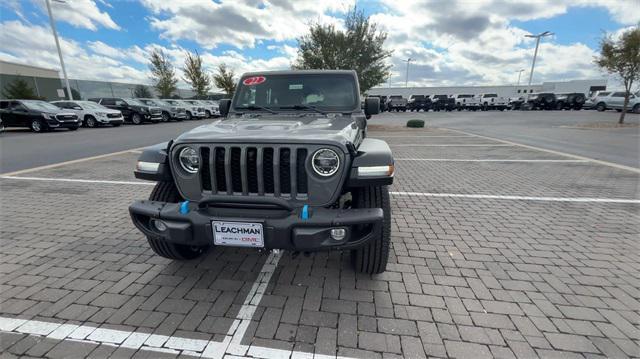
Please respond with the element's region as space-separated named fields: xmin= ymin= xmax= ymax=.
xmin=2 ymin=176 xmax=637 ymax=203
xmin=372 ymin=135 xmax=472 ymax=138
xmin=0 ymin=176 xmax=154 ymax=186
xmin=395 ymin=158 xmax=589 ymax=163
xmin=0 ymin=251 xmax=350 ymax=359
xmin=0 ymin=147 xmax=144 ymax=176
xmin=391 ymin=191 xmax=640 ymax=204
xmin=392 ymin=144 xmax=513 ymax=147
xmin=445 ymin=128 xmax=640 ymax=173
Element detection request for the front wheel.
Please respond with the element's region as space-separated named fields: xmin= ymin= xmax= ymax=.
xmin=131 ymin=113 xmax=143 ymax=125
xmin=146 ymin=181 xmax=209 ymax=260
xmin=86 ymin=115 xmax=98 ymax=128
xmin=596 ymin=103 xmax=606 ymax=112
xmin=186 ymin=112 xmax=193 ymax=120
xmin=632 ymin=104 xmax=640 ymax=114
xmin=30 ymin=119 xmax=45 ymax=132
xmin=161 ymin=112 xmax=171 ymax=122
xmin=351 ymin=186 xmax=391 ymax=274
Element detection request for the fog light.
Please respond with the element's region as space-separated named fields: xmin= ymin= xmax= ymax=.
xmin=330 ymin=228 xmax=346 ymax=241
xmin=152 ymin=219 xmax=167 ymax=232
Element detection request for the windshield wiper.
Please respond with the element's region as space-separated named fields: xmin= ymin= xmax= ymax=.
xmin=278 ymin=105 xmax=327 ymax=115
xmin=235 ymin=105 xmax=277 ymax=114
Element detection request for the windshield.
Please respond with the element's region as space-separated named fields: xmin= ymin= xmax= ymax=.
xmin=124 ymin=98 xmax=146 ymax=106
xmin=22 ymin=100 xmax=61 ymax=112
xmin=79 ymin=101 xmax=107 ymax=110
xmin=232 ymin=73 xmax=358 ymax=112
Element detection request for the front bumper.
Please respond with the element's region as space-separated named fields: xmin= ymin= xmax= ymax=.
xmin=46 ymin=119 xmax=80 ymax=128
xmin=129 ymin=199 xmax=383 ymax=251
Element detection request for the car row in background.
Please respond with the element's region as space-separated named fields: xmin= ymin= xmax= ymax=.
xmin=0 ymin=97 xmax=220 ymax=132
xmin=372 ymin=91 xmax=640 ymax=113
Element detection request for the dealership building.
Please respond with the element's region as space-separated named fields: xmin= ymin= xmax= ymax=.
xmin=368 ymin=79 xmax=608 ymax=98
xmin=0 ymin=60 xmax=203 ymax=100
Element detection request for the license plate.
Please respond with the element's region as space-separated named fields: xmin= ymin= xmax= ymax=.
xmin=212 ymin=221 xmax=264 ymax=248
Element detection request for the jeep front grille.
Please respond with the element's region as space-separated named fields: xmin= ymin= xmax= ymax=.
xmin=199 ymin=145 xmax=308 ymax=198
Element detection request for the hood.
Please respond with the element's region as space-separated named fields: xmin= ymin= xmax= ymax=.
xmin=175 ymin=114 xmax=360 ymax=150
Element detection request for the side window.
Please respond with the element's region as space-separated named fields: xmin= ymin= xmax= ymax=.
xmin=10 ymin=101 xmax=25 ymax=110
xmin=612 ymin=92 xmax=625 ymax=97
xmin=0 ymin=101 xmax=8 ymax=109
xmin=101 ymin=98 xmax=115 ymax=106
xmin=115 ymin=99 xmax=126 ymax=106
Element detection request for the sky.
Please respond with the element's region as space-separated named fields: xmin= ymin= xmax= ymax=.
xmin=0 ymin=0 xmax=638 ymax=91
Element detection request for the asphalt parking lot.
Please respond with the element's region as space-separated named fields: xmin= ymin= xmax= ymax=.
xmin=1 ymin=112 xmax=639 ymax=358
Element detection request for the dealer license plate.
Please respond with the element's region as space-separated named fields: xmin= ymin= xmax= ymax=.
xmin=212 ymin=221 xmax=264 ymax=248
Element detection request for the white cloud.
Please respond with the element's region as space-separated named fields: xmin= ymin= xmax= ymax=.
xmin=30 ymin=0 xmax=120 ymax=31
xmin=140 ymin=0 xmax=352 ymax=49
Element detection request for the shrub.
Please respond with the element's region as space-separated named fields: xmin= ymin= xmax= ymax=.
xmin=406 ymin=119 xmax=425 ymax=128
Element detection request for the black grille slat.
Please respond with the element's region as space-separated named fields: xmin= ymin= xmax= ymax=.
xmin=224 ymin=148 xmax=233 ymax=194
xmin=247 ymin=148 xmax=258 ymax=193
xmin=231 ymin=148 xmax=243 ymax=193
xmin=240 ymin=147 xmax=248 ymax=195
xmin=296 ymin=149 xmax=308 ymax=194
xmin=200 ymin=147 xmax=211 ymax=191
xmin=263 ymin=148 xmax=275 ymax=194
xmin=279 ymin=148 xmax=291 ymax=195
xmin=273 ymin=148 xmax=280 ymax=197
xmin=215 ymin=148 xmax=227 ymax=193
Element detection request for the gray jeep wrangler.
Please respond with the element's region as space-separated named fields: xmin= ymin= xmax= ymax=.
xmin=129 ymin=70 xmax=394 ymax=273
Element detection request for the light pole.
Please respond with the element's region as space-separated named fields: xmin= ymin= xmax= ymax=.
xmin=45 ymin=0 xmax=73 ymax=100
xmin=403 ymin=58 xmax=413 ymax=87
xmin=525 ymin=31 xmax=553 ymax=86
xmin=516 ymin=69 xmax=525 ymax=86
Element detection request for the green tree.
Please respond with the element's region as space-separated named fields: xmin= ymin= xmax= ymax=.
xmin=213 ymin=63 xmax=237 ymax=97
xmin=133 ymin=84 xmax=152 ymax=98
xmin=294 ymin=7 xmax=392 ymax=93
xmin=2 ymin=78 xmax=40 ymax=99
xmin=183 ymin=50 xmax=211 ymax=97
xmin=148 ymin=49 xmax=178 ymax=98
xmin=595 ymin=27 xmax=640 ymax=124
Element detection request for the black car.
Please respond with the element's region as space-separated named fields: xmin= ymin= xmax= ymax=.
xmin=88 ymin=97 xmax=162 ymax=124
xmin=129 ymin=70 xmax=394 ymax=274
xmin=431 ymin=94 xmax=455 ymax=111
xmin=555 ymin=93 xmax=585 ymax=110
xmin=527 ymin=93 xmax=556 ymax=110
xmin=407 ymin=95 xmax=431 ymax=112
xmin=0 ymin=99 xmax=80 ymax=132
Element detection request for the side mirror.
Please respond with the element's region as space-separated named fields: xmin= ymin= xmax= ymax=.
xmin=364 ymin=97 xmax=380 ymax=119
xmin=219 ymin=99 xmax=231 ymax=117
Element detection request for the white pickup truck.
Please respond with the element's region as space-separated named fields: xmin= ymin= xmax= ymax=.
xmin=451 ymin=94 xmax=480 ymax=111
xmin=477 ymin=93 xmax=509 ymax=111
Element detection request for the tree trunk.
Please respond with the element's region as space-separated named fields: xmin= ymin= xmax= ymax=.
xmin=619 ymin=94 xmax=629 ymax=124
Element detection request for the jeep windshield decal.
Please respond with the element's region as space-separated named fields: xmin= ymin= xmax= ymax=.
xmin=232 ymin=73 xmax=358 ymax=113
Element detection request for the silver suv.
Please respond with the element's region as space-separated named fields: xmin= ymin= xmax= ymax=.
xmin=594 ymin=91 xmax=640 ymax=113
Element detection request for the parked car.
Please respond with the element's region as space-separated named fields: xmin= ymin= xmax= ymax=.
xmin=451 ymin=94 xmax=479 ymax=111
xmin=51 ymin=100 xmax=123 ymax=128
xmin=0 ymin=99 xmax=80 ymax=132
xmin=129 ymin=70 xmax=393 ymax=274
xmin=138 ymin=98 xmax=187 ymax=121
xmin=554 ymin=93 xmax=586 ymax=110
xmin=407 ymin=95 xmax=431 ymax=112
xmin=583 ymin=91 xmax=609 ymax=110
xmin=527 ymin=93 xmax=556 ymax=110
xmin=201 ymin=100 xmax=220 ymax=117
xmin=509 ymin=96 xmax=527 ymax=110
xmin=478 ymin=93 xmax=509 ymax=111
xmin=184 ymin=100 xmax=216 ymax=118
xmin=387 ymin=95 xmax=407 ymax=111
xmin=164 ymin=99 xmax=206 ymax=120
xmin=88 ymin=97 xmax=162 ymax=124
xmin=431 ymin=94 xmax=455 ymax=111
xmin=594 ymin=91 xmax=640 ymax=113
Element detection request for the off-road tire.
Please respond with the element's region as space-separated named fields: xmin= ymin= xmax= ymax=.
xmin=596 ymin=103 xmax=606 ymax=112
xmin=146 ymin=181 xmax=208 ymax=260
xmin=351 ymin=186 xmax=391 ymax=274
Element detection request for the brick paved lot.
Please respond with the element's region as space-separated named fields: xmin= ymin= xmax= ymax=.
xmin=1 ymin=128 xmax=639 ymax=358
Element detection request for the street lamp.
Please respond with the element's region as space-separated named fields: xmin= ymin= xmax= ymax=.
xmin=403 ymin=58 xmax=414 ymax=87
xmin=516 ymin=69 xmax=525 ymax=86
xmin=525 ymin=31 xmax=553 ymax=86
xmin=45 ymin=0 xmax=73 ymax=100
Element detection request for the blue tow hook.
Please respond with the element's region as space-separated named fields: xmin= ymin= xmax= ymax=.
xmin=301 ymin=205 xmax=309 ymax=220
xmin=180 ymin=200 xmax=190 ymax=214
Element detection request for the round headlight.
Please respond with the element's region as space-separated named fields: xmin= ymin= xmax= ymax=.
xmin=312 ymin=148 xmax=340 ymax=177
xmin=178 ymin=147 xmax=200 ymax=174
